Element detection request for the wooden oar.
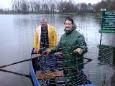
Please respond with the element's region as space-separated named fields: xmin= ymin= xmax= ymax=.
xmin=84 ymin=57 xmax=92 ymax=64
xmin=0 ymin=53 xmax=92 ymax=69
xmin=0 ymin=68 xmax=30 ymax=78
xmin=0 ymin=54 xmax=40 ymax=69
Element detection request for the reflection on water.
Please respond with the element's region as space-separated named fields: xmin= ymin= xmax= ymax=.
xmin=111 ymin=73 xmax=115 ymax=86
xmin=0 ymin=14 xmax=115 ymax=86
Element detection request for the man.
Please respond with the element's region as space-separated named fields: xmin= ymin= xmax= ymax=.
xmin=33 ymin=18 xmax=57 ymax=54
xmin=32 ymin=18 xmax=58 ymax=86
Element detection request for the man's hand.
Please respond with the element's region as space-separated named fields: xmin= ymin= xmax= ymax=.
xmin=33 ymin=48 xmax=39 ymax=54
xmin=43 ymin=48 xmax=51 ymax=55
xmin=54 ymin=52 xmax=63 ymax=58
xmin=74 ymin=48 xmax=83 ymax=55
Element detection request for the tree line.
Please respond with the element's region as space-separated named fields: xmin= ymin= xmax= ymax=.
xmin=11 ymin=0 xmax=94 ymax=14
xmin=0 ymin=0 xmax=115 ymax=14
xmin=94 ymin=0 xmax=115 ymax=12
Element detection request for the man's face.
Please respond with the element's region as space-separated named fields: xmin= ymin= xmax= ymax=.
xmin=64 ymin=20 xmax=73 ymax=30
xmin=40 ymin=19 xmax=47 ymax=27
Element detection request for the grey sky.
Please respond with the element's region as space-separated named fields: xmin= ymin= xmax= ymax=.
xmin=0 ymin=0 xmax=102 ymax=9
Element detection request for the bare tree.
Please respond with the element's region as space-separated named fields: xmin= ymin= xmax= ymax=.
xmin=20 ymin=1 xmax=29 ymax=13
xmin=50 ymin=4 xmax=56 ymax=13
xmin=58 ymin=1 xmax=77 ymax=13
xmin=12 ymin=0 xmax=29 ymax=13
xmin=41 ymin=4 xmax=49 ymax=13
xmin=34 ymin=2 xmax=40 ymax=13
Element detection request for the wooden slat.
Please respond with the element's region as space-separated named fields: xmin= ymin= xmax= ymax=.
xmin=36 ymin=70 xmax=64 ymax=80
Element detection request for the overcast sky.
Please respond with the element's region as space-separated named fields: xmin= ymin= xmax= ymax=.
xmin=0 ymin=0 xmax=102 ymax=9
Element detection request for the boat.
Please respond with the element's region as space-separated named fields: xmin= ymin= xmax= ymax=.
xmin=29 ymin=53 xmax=95 ymax=86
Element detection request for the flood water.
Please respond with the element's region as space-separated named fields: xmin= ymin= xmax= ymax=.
xmin=0 ymin=14 xmax=115 ymax=86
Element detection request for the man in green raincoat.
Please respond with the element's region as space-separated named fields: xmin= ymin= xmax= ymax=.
xmin=46 ymin=17 xmax=91 ymax=86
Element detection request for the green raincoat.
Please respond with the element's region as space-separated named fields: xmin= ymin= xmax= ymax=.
xmin=51 ymin=28 xmax=88 ymax=85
